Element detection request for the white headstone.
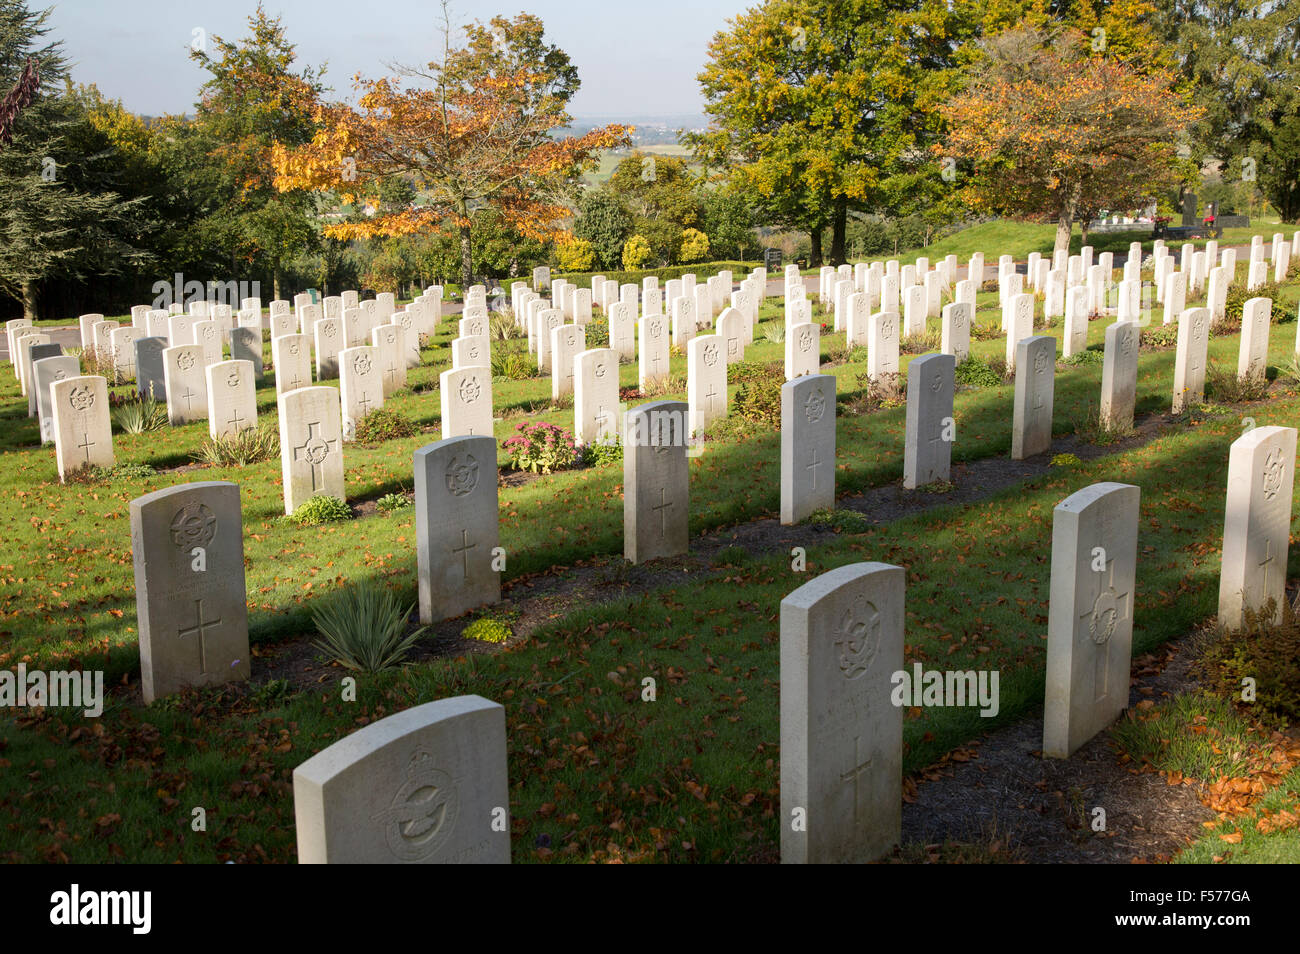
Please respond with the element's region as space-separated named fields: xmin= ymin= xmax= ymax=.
xmin=574 ymin=348 xmax=620 ymax=447
xmin=278 ymin=386 xmax=345 ymax=514
xmin=51 ymin=375 xmax=113 ymax=481
xmin=1099 ymin=321 xmax=1139 ymax=432
xmin=687 ymin=334 xmax=727 ymax=437
xmin=1012 ymin=336 xmax=1055 ymax=460
xmin=163 ymin=345 xmax=208 ymax=425
xmin=273 ymin=333 xmax=313 ymax=397
xmin=439 ymin=367 xmax=493 ymax=439
xmin=205 ymin=359 xmax=257 ymax=440
xmin=903 ymin=353 xmax=956 ymax=488
xmin=785 ymin=322 xmax=821 ymax=381
xmin=1171 ymin=307 xmax=1209 ymax=414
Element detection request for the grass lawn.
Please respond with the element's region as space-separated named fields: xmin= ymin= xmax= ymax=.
xmin=0 ymin=265 xmax=1297 ymax=862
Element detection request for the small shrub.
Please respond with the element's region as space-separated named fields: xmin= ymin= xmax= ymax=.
xmin=1061 ymin=348 xmax=1104 ymax=366
xmin=731 ymin=364 xmax=785 ymax=426
xmin=1071 ymin=403 xmax=1132 ymax=445
xmin=970 ymin=322 xmax=1003 ymax=341
xmin=462 ymin=617 xmax=513 ymax=644
xmin=312 ymin=582 xmax=426 ymax=673
xmin=488 ymin=312 xmax=523 ymax=341
xmin=1139 ymin=323 xmax=1178 ymax=349
xmin=641 ymin=372 xmax=686 ymax=398
xmin=287 ymin=494 xmax=352 ymax=526
xmin=112 ymin=397 xmax=167 ymax=434
xmin=582 ymin=437 xmax=623 ymax=467
xmin=806 ymin=508 xmax=869 ymax=533
xmin=954 ymin=356 xmax=1003 ymax=389
xmin=583 ymin=316 xmax=609 ymax=348
xmin=762 ymin=323 xmax=786 ymax=344
xmin=502 ymin=421 xmax=580 ymax=473
xmin=901 ymin=330 xmax=941 ymax=354
xmin=354 ymin=408 xmax=417 ymax=444
xmin=729 ymin=359 xmax=783 ymax=383
xmin=1199 ymin=600 xmax=1300 ymax=722
xmin=711 ymin=544 xmax=751 ymax=567
xmin=1224 ymin=281 xmax=1290 ymax=326
xmin=193 ymin=425 xmax=280 ymax=467
xmin=491 ymin=350 xmax=537 ymax=381
xmin=1050 ymin=453 xmax=1082 ymax=467
xmin=376 ymin=491 xmax=412 ymax=514
xmin=92 ymin=462 xmax=158 ymax=481
xmin=848 ymin=371 xmax=905 ymax=412
xmin=917 ymin=478 xmax=954 ymax=494
xmin=1205 ymin=360 xmax=1270 ymax=404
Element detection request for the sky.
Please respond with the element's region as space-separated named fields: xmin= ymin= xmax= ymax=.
xmin=45 ymin=0 xmax=755 ymax=118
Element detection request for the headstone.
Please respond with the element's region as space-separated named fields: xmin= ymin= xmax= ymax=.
xmin=451 ymin=334 xmax=490 ymax=370
xmin=780 ymin=562 xmax=904 ymax=863
xmin=785 ymin=322 xmax=820 ymax=381
xmin=1218 ymin=426 xmax=1296 ymax=629
xmin=638 ymin=314 xmax=670 ymax=390
xmin=15 ymin=332 xmax=50 ymax=403
xmin=1099 ymin=321 xmax=1139 ymax=431
xmin=313 ymin=318 xmax=343 ymax=380
xmin=866 ymin=311 xmax=899 ymax=382
xmin=1172 ymin=307 xmax=1209 ymax=414
xmin=439 ymin=367 xmax=493 ymax=439
xmin=167 ymin=313 xmax=196 ymax=347
xmin=339 ymin=346 xmax=383 ymax=441
xmin=135 ymin=337 xmax=167 ymax=401
xmin=278 ymin=386 xmax=345 ymax=514
xmin=1237 ymin=297 xmax=1271 ymax=382
xmin=550 ymin=324 xmax=585 ymax=400
xmin=1011 ymin=336 xmax=1055 ymax=460
xmin=193 ymin=319 xmax=223 ymax=369
xmin=574 ymin=348 xmax=620 ymax=447
xmin=1004 ymin=293 xmax=1034 ymax=372
xmin=940 ymin=302 xmax=971 ymax=363
xmin=781 ymin=374 xmax=836 ymax=524
xmin=271 ymin=311 xmax=298 ymax=340
xmin=1042 ymin=482 xmax=1140 ymax=758
xmin=272 ymin=333 xmax=313 ymax=396
xmin=33 ymin=354 xmax=77 ymax=444
xmin=716 ymin=307 xmax=746 ymax=365
xmin=162 ymin=345 xmax=209 ymax=425
xmin=371 ymin=323 xmax=408 ymax=397
xmin=534 ymin=310 xmax=563 ymax=373
xmin=1162 ymin=270 xmax=1187 ymax=325
xmin=230 ymin=328 xmax=262 ymax=382
xmin=623 ymin=400 xmax=689 ymax=564
xmin=459 ymin=314 xmax=487 ymax=339
xmin=205 ymin=359 xmax=257 ymax=440
xmin=687 ymin=334 xmax=727 ymax=437
xmin=903 ymin=353 xmax=956 ymax=488
xmin=671 ymin=295 xmax=697 ymax=347
xmin=91 ymin=321 xmax=120 ymax=365
xmin=608 ymin=300 xmax=635 ymax=361
xmin=292 ymin=695 xmax=510 ymax=864
xmin=414 ymin=435 xmax=501 ymax=624
xmin=77 ymin=313 xmax=104 ymax=350
xmin=903 ymin=285 xmax=927 ymax=338
xmin=51 ymin=375 xmax=113 ymax=481
xmin=131 ymin=481 xmax=250 ymax=704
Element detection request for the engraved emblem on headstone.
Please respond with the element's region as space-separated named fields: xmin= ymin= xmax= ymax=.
xmin=1261 ymin=447 xmax=1286 ymax=500
xmin=353 ymin=352 xmax=371 ymax=375
xmin=323 ymin=323 xmax=338 ymax=338
xmin=1033 ymin=350 xmax=1049 ymax=375
xmin=702 ymin=342 xmax=720 ymax=367
xmin=170 ymin=504 xmax=217 ymax=551
xmin=459 ymin=376 xmax=481 ymax=403
xmin=69 ymin=385 xmax=95 ymax=411
xmin=798 ymin=328 xmax=813 ymax=352
xmin=177 ymin=351 xmax=196 ymax=371
xmin=445 ymin=454 xmax=479 ymax=497
xmin=227 ymin=370 xmax=241 ymax=389
xmin=369 ymin=750 xmax=459 ymax=862
xmin=834 ymin=594 xmax=880 ymax=679
xmin=804 ymin=387 xmax=825 ymax=425
xmin=881 ymin=316 xmax=894 ymax=338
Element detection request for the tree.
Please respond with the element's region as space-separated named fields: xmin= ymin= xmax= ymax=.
xmin=1151 ymin=0 xmax=1300 ymax=222
xmin=0 ymin=1 xmax=148 ymax=319
xmin=702 ymin=188 xmax=758 ymax=261
xmin=679 ymin=227 xmax=710 ymax=264
xmin=573 ymin=190 xmax=633 ymax=270
xmin=190 ymin=4 xmax=325 ymax=298
xmin=939 ymin=27 xmax=1199 ymax=252
xmin=557 ymin=237 xmax=595 ymax=271
xmin=622 ymin=234 xmax=651 ymax=269
xmin=604 ymin=152 xmax=701 ymax=265
xmin=272 ymin=8 xmax=628 ymax=288
xmin=693 ymin=0 xmax=971 ymax=265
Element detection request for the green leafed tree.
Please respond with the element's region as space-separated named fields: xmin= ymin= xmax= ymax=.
xmin=573 ymin=189 xmax=633 ymax=270
xmin=0 ymin=1 xmax=150 ymax=319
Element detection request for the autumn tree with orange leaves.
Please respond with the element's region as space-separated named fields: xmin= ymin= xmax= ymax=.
xmin=273 ymin=9 xmax=629 ymax=288
xmin=939 ymin=27 xmax=1201 ymax=253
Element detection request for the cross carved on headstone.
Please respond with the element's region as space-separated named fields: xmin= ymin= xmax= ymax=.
xmin=77 ymin=432 xmax=95 ymax=462
xmin=1258 ymin=539 xmax=1275 ymax=599
xmin=178 ymin=598 xmax=222 ymax=675
xmin=840 ymin=734 xmax=873 ymax=826
xmin=293 ymin=421 xmax=338 ymax=493
xmin=806 ymin=449 xmax=822 ymax=490
xmin=652 ymin=488 xmax=673 ymax=537
xmin=1078 ymin=558 xmax=1131 ymax=703
xmin=452 ymin=529 xmax=476 ymax=577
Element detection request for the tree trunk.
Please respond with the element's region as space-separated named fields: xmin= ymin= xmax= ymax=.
xmin=273 ymin=263 xmax=282 ymax=301
xmin=1056 ymin=182 xmax=1081 ymax=254
xmin=810 ymin=228 xmax=823 ymax=267
xmin=830 ymin=195 xmax=848 ymax=265
xmin=458 ymin=220 xmax=474 ymax=290
xmin=21 ymin=279 xmax=38 ymax=322
xmin=1080 ymin=221 xmax=1090 ymax=249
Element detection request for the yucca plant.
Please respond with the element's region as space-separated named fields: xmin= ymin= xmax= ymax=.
xmin=311 ymin=583 xmax=426 ymax=673
xmin=491 ymin=350 xmax=536 ymax=380
xmin=762 ymin=323 xmax=786 ymax=344
xmin=112 ymin=397 xmax=168 ymax=434
xmin=488 ymin=311 xmax=523 ymax=341
xmin=192 ymin=424 xmax=280 ymax=467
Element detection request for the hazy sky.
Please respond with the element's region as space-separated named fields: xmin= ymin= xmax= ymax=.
xmin=45 ymin=0 xmax=754 ymax=117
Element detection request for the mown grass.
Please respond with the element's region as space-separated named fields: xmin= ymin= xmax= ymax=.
xmin=0 ymin=265 xmax=1297 ymax=862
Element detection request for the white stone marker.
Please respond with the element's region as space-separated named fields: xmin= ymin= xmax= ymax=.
xmin=192 ymin=319 xmax=222 ymax=369
xmin=1238 ymin=297 xmax=1271 ymax=382
xmin=163 ymin=345 xmax=209 ymax=425
xmin=535 ymin=310 xmax=563 ymax=373
xmin=940 ymin=302 xmax=971 ymax=363
xmin=903 ymin=353 xmax=956 ymax=488
xmin=1043 ymin=482 xmax=1140 ymax=759
xmin=1162 ymin=270 xmax=1187 ymax=325
xmin=313 ymin=317 xmax=343 ymax=380
xmin=293 ymin=695 xmax=510 ymax=864
xmin=167 ymin=313 xmax=196 ymax=347
xmin=785 ymin=322 xmax=820 ymax=381
xmin=272 ymin=333 xmax=313 ymax=396
xmin=1172 ymin=307 xmax=1209 ymax=414
xmin=687 ymin=334 xmax=727 ymax=437
xmin=1063 ymin=286 xmax=1089 ymax=357
xmin=715 ymin=307 xmax=745 ymax=365
xmin=671 ymin=295 xmax=696 ymax=347
xmin=205 ymin=359 xmax=257 ymax=440
xmin=1012 ymin=335 xmax=1055 ymax=460
xmin=780 ymin=374 xmax=836 ymax=524
xmin=608 ymin=300 xmax=635 ymax=361
xmin=451 ymin=334 xmax=490 ymax=370
xmin=440 ymin=366 xmax=493 ymax=439
xmin=278 ymin=386 xmax=345 ymax=515
xmin=91 ymin=320 xmax=119 ymax=366
xmin=550 ymin=323 xmax=585 ymax=400
xmin=867 ymin=310 xmax=900 ymax=382
xmin=1099 ymin=320 xmax=1139 ymax=431
xmin=903 ymin=284 xmax=927 ymax=338
xmin=780 ymin=562 xmax=904 ymax=863
xmin=15 ymin=332 xmax=50 ymax=401
xmin=135 ymin=337 xmax=167 ymax=401
xmin=270 ymin=311 xmax=298 ymax=340
xmin=371 ymin=323 xmax=408 ymax=396
xmin=52 ymin=375 xmax=113 ymax=481
xmin=34 ymin=354 xmax=78 ymax=444
xmin=846 ymin=292 xmax=870 ymax=349
xmin=414 ymin=435 xmax=501 ymax=625
xmin=339 ymin=346 xmax=383 ymax=441
xmin=1004 ymin=292 xmax=1034 ymax=372
xmin=1218 ymin=425 xmax=1296 ymax=629
xmin=132 ymin=481 xmax=251 ymax=704
xmin=624 ymin=400 xmax=690 ymax=564
xmin=638 ymin=314 xmax=670 ymax=390
xmin=574 ymin=348 xmax=620 ymax=447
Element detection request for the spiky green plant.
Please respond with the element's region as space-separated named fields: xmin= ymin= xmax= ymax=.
xmin=312 ymin=583 xmax=426 ymax=673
